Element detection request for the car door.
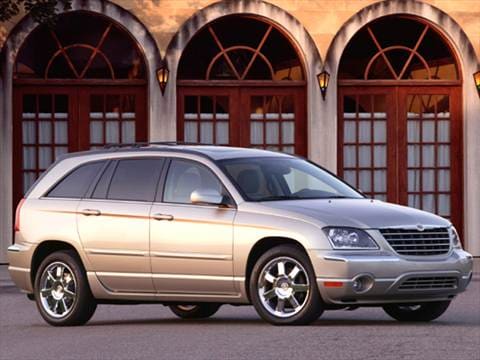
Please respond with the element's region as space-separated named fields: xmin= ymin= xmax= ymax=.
xmin=77 ymin=157 xmax=164 ymax=293
xmin=150 ymin=157 xmax=237 ymax=294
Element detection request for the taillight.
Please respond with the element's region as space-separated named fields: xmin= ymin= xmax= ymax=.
xmin=14 ymin=198 xmax=25 ymax=232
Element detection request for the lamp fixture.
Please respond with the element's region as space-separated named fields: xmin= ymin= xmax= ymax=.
xmin=157 ymin=63 xmax=169 ymax=95
xmin=317 ymin=70 xmax=330 ymax=100
xmin=474 ymin=71 xmax=480 ymax=96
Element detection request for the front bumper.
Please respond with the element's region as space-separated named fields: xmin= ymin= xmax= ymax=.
xmin=310 ymin=249 xmax=473 ymax=305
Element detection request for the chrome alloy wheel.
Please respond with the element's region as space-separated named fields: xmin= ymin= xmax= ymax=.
xmin=257 ymin=257 xmax=310 ymax=318
xmin=39 ymin=261 xmax=77 ymax=318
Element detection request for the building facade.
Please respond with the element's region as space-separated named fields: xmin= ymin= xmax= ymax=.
xmin=0 ymin=0 xmax=479 ymax=262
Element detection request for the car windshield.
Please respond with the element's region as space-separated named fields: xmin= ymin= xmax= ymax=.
xmin=219 ymin=157 xmax=364 ymax=201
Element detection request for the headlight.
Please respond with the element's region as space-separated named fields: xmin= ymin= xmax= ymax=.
xmin=450 ymin=226 xmax=462 ymax=249
xmin=323 ymin=227 xmax=379 ymax=250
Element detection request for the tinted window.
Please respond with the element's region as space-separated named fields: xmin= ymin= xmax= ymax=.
xmin=107 ymin=159 xmax=163 ymax=202
xmin=48 ymin=161 xmax=105 ymax=198
xmin=91 ymin=161 xmax=116 ymax=199
xmin=163 ymin=159 xmax=226 ymax=204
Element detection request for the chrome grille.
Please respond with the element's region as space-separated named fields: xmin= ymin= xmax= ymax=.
xmin=380 ymin=228 xmax=450 ymax=256
xmin=398 ymin=276 xmax=458 ymax=290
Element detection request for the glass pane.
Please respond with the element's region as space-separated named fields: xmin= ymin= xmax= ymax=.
xmin=23 ymin=148 xmax=35 ymax=170
xmin=343 ymin=146 xmax=356 ymax=168
xmin=266 ymin=122 xmax=279 ymax=144
xmin=422 ymin=120 xmax=435 ymax=142
xmin=373 ymin=145 xmax=386 ymax=167
xmin=38 ymin=147 xmax=52 ymax=169
xmin=373 ymin=170 xmax=386 ymax=192
xmin=438 ymin=145 xmax=450 ymax=166
xmin=359 ymin=170 xmax=371 ymax=192
xmin=105 ymin=121 xmax=119 ymax=143
xmin=408 ymin=145 xmax=420 ymax=167
xmin=422 ymin=169 xmax=435 ymax=191
xmin=282 ymin=122 xmax=294 ymax=144
xmin=343 ymin=170 xmax=356 ymax=187
xmin=200 ymin=122 xmax=213 ymax=144
xmin=358 ymin=145 xmax=371 ymax=167
xmin=38 ymin=121 xmax=52 ymax=144
xmin=438 ymin=194 xmax=450 ymax=216
xmin=438 ymin=169 xmax=450 ymax=192
xmin=407 ymin=121 xmax=420 ymax=142
xmin=422 ymin=194 xmax=435 ymax=212
xmin=250 ymin=122 xmax=263 ymax=145
xmin=184 ymin=121 xmax=198 ymax=142
xmin=54 ymin=122 xmax=68 ymax=144
xmin=23 ymin=173 xmax=36 ymax=194
xmin=216 ymin=122 xmax=229 ymax=145
xmin=422 ymin=145 xmax=435 ymax=167
xmin=90 ymin=121 xmax=103 ymax=144
xmin=408 ymin=194 xmax=421 ymax=208
xmin=22 ymin=122 xmax=35 ymax=144
xmin=408 ymin=170 xmax=421 ymax=192
xmin=358 ymin=121 xmax=371 ymax=142
xmin=373 ymin=121 xmax=386 ymax=142
xmin=344 ymin=121 xmax=356 ymax=143
xmin=121 ymin=121 xmax=135 ymax=143
xmin=437 ymin=120 xmax=450 ymax=142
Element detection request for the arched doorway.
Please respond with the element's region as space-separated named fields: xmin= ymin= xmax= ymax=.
xmin=337 ymin=16 xmax=462 ymax=230
xmin=177 ymin=16 xmax=307 ymax=155
xmin=12 ymin=11 xmax=148 ymax=204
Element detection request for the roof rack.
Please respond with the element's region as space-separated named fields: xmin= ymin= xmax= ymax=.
xmin=103 ymin=141 xmax=206 ymax=149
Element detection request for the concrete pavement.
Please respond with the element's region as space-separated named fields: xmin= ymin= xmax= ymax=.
xmin=0 ymin=261 xmax=479 ymax=360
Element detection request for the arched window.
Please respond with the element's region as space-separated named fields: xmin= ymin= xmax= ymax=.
xmin=339 ymin=16 xmax=459 ymax=80
xmin=13 ymin=12 xmax=148 ymax=203
xmin=337 ymin=16 xmax=462 ymax=232
xmin=177 ymin=16 xmax=306 ymax=155
xmin=14 ymin=12 xmax=145 ymax=80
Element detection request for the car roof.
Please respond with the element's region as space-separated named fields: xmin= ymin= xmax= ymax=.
xmin=57 ymin=144 xmax=296 ymax=162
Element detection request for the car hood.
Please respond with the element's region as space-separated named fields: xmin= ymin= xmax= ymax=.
xmin=257 ymin=199 xmax=451 ymax=229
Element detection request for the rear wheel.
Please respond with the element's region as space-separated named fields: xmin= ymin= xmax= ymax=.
xmin=169 ymin=304 xmax=221 ymax=319
xmin=249 ymin=245 xmax=323 ymax=325
xmin=382 ymin=301 xmax=451 ymax=322
xmin=34 ymin=250 xmax=97 ymax=326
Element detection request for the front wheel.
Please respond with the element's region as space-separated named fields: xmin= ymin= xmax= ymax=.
xmin=34 ymin=250 xmax=97 ymax=326
xmin=382 ymin=301 xmax=451 ymax=322
xmin=249 ymin=245 xmax=323 ymax=325
xmin=169 ymin=304 xmax=221 ymax=319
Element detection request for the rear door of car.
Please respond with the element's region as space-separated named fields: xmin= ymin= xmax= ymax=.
xmin=149 ymin=157 xmax=237 ymax=295
xmin=77 ymin=156 xmax=165 ymax=293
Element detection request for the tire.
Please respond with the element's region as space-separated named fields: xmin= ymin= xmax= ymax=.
xmin=169 ymin=304 xmax=221 ymax=319
xmin=249 ymin=244 xmax=323 ymax=325
xmin=34 ymin=250 xmax=97 ymax=326
xmin=382 ymin=301 xmax=451 ymax=322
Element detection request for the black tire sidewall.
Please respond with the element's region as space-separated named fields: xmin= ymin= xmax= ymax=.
xmin=249 ymin=245 xmax=323 ymax=325
xmin=34 ymin=250 xmax=96 ymax=326
xmin=169 ymin=303 xmax=221 ymax=319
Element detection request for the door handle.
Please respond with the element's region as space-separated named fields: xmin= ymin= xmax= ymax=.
xmin=81 ymin=209 xmax=101 ymax=216
xmin=152 ymin=213 xmax=174 ymax=221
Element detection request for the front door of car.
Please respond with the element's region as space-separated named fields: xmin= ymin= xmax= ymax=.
xmin=150 ymin=158 xmax=237 ymax=295
xmin=77 ymin=157 xmax=164 ymax=293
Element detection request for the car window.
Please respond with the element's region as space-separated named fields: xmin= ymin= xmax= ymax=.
xmin=107 ymin=159 xmax=164 ymax=202
xmin=91 ymin=161 xmax=117 ymax=199
xmin=220 ymin=157 xmax=363 ymax=201
xmin=163 ymin=159 xmax=226 ymax=204
xmin=47 ymin=161 xmax=105 ymax=198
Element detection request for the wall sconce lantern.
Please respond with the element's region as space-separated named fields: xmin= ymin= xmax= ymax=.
xmin=157 ymin=63 xmax=169 ymax=95
xmin=474 ymin=71 xmax=480 ymax=96
xmin=317 ymin=70 xmax=330 ymax=100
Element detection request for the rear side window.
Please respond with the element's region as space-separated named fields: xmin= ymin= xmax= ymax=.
xmin=47 ymin=161 xmax=105 ymax=198
xmin=107 ymin=159 xmax=164 ymax=202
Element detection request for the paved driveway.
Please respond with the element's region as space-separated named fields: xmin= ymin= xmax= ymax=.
xmin=1 ymin=265 xmax=479 ymax=360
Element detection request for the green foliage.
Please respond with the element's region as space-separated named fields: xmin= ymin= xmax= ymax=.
xmin=0 ymin=0 xmax=72 ymax=26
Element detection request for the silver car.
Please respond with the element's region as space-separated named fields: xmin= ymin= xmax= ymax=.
xmin=8 ymin=144 xmax=473 ymax=326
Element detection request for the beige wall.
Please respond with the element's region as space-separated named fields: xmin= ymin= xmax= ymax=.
xmin=1 ymin=0 xmax=479 ymax=61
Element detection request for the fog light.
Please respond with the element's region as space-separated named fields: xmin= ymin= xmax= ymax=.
xmin=351 ymin=275 xmax=374 ymax=293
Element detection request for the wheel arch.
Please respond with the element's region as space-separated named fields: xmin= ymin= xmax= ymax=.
xmin=244 ymin=236 xmax=310 ymax=301
xmin=30 ymin=240 xmax=87 ymax=286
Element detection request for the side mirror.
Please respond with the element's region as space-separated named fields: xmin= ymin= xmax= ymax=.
xmin=190 ymin=188 xmax=225 ymax=206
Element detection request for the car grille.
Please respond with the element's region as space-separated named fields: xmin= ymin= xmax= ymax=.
xmin=380 ymin=228 xmax=451 ymax=256
xmin=398 ymin=276 xmax=458 ymax=290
